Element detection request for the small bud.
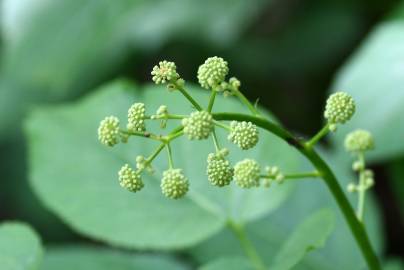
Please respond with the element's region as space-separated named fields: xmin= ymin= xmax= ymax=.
xmin=118 ymin=164 xmax=144 ymax=192
xmin=345 ymin=129 xmax=374 ymax=152
xmin=156 ymin=105 xmax=168 ymax=116
xmin=352 ymin=160 xmax=364 ymax=171
xmin=182 ymin=111 xmax=213 ymax=140
xmin=324 ymin=92 xmax=355 ymax=124
xmin=329 ymin=124 xmax=338 ymax=132
xmin=161 ymin=168 xmax=189 ymax=199
xmin=229 ymin=77 xmax=241 ymax=89
xmin=275 ymin=173 xmax=285 ymax=183
xmin=151 ymin=61 xmax=180 ymax=84
xmin=127 ymin=103 xmax=146 ymax=132
xmin=98 ymin=116 xmax=120 ymax=147
xmin=347 ymin=183 xmax=357 ymax=193
xmin=364 ymin=177 xmax=375 ymax=188
xmin=262 ymin=179 xmax=271 ymax=188
xmin=197 ymin=56 xmax=229 ymax=89
xmin=234 ymin=159 xmax=261 ymax=188
xmin=364 ymin=169 xmax=374 ymax=178
xmin=228 ymin=121 xmax=259 ymax=150
xmin=207 ymin=149 xmax=234 ymax=187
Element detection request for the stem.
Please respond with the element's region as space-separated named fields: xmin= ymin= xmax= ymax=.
xmin=261 ymin=171 xmax=321 ymax=180
xmin=213 ymin=112 xmax=381 ymax=270
xmin=233 ymin=89 xmax=260 ymax=116
xmin=146 ymin=114 xmax=186 ymax=120
xmin=146 ymin=143 xmax=166 ymax=165
xmin=357 ymin=152 xmax=366 ymax=222
xmin=305 ymin=123 xmax=330 ymax=148
xmin=207 ymin=91 xmax=217 ymax=113
xmin=121 ymin=130 xmax=163 ymax=142
xmin=176 ymin=86 xmax=203 ymax=111
xmin=227 ymin=220 xmax=266 ymax=270
xmin=166 ymin=143 xmax=174 ymax=169
xmin=212 ymin=129 xmax=220 ymax=152
xmin=213 ymin=120 xmax=232 ymax=131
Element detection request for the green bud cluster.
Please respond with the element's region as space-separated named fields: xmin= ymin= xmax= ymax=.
xmin=234 ymin=159 xmax=261 ymax=188
xmin=347 ymin=170 xmax=375 ymax=193
xmin=151 ymin=61 xmax=180 ymax=84
xmin=206 ymin=149 xmax=234 ymax=187
xmin=197 ymin=56 xmax=229 ymax=89
xmin=127 ymin=103 xmax=146 ymax=132
xmin=98 ymin=116 xmax=121 ymax=147
xmin=161 ymin=168 xmax=189 ymax=199
xmin=324 ymin=92 xmax=355 ymax=124
xmin=182 ymin=111 xmax=213 ymax=140
xmin=264 ymin=166 xmax=284 ymax=184
xmin=345 ymin=129 xmax=374 ymax=153
xmin=228 ymin=121 xmax=259 ymax=150
xmin=118 ymin=164 xmax=144 ymax=192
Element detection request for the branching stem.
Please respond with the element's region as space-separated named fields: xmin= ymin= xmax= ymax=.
xmin=176 ymin=85 xmax=203 ymax=111
xmin=306 ymin=123 xmax=331 ymax=148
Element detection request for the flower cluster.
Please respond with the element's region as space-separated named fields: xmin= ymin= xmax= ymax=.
xmin=207 ymin=149 xmax=233 ymax=187
xmin=228 ymin=121 xmax=259 ymax=150
xmin=197 ymin=56 xmax=229 ymax=89
xmin=182 ymin=111 xmax=214 ymax=140
xmin=345 ymin=129 xmax=374 ymax=153
xmin=324 ymin=91 xmax=355 ymax=125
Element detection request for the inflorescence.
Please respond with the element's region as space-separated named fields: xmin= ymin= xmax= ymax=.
xmin=97 ymin=56 xmax=375 ymax=206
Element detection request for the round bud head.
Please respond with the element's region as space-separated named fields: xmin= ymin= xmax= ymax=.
xmin=98 ymin=116 xmax=120 ymax=147
xmin=161 ymin=169 xmax=189 ymax=199
xmin=127 ymin=103 xmax=146 ymax=132
xmin=344 ymin=129 xmax=374 ymax=152
xmin=118 ymin=164 xmax=144 ymax=192
xmin=229 ymin=77 xmax=241 ymax=89
xmin=207 ymin=149 xmax=234 ymax=187
xmin=324 ymin=92 xmax=355 ymax=124
xmin=151 ymin=60 xmax=180 ymax=84
xmin=182 ymin=111 xmax=213 ymax=140
xmin=352 ymin=160 xmax=365 ymax=171
xmin=347 ymin=183 xmax=357 ymax=193
xmin=234 ymin=159 xmax=261 ymax=188
xmin=197 ymin=56 xmax=229 ymax=89
xmin=228 ymin=121 xmax=259 ymax=150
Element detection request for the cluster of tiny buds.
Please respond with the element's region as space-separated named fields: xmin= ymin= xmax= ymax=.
xmin=324 ymin=91 xmax=356 ymax=130
xmin=262 ymin=166 xmax=285 ymax=188
xmin=345 ymin=129 xmax=374 ymax=153
xmin=228 ymin=121 xmax=259 ymax=150
xmin=206 ymin=148 xmax=234 ymax=187
xmin=127 ymin=103 xmax=146 ymax=132
xmin=151 ymin=61 xmax=180 ymax=84
xmin=182 ymin=111 xmax=214 ymax=140
xmin=347 ymin=170 xmax=375 ymax=193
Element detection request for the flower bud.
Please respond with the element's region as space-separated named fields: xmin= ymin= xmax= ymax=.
xmin=118 ymin=164 xmax=144 ymax=192
xmin=182 ymin=111 xmax=213 ymax=140
xmin=347 ymin=183 xmax=357 ymax=193
xmin=197 ymin=56 xmax=229 ymax=89
xmin=161 ymin=169 xmax=189 ymax=199
xmin=98 ymin=116 xmax=120 ymax=147
xmin=234 ymin=159 xmax=261 ymax=188
xmin=151 ymin=61 xmax=180 ymax=84
xmin=127 ymin=103 xmax=146 ymax=132
xmin=206 ymin=149 xmax=234 ymax=187
xmin=228 ymin=121 xmax=259 ymax=150
xmin=324 ymin=92 xmax=355 ymax=124
xmin=345 ymin=129 xmax=374 ymax=152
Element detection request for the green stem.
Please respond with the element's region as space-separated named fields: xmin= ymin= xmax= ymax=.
xmin=233 ymin=89 xmax=260 ymax=116
xmin=121 ymin=130 xmax=162 ymax=142
xmin=146 ymin=114 xmax=186 ymax=120
xmin=227 ymin=220 xmax=266 ymax=270
xmin=176 ymin=86 xmax=203 ymax=111
xmin=213 ymin=120 xmax=232 ymax=131
xmin=213 ymin=112 xmax=381 ymax=270
xmin=305 ymin=123 xmax=330 ymax=148
xmin=357 ymin=152 xmax=366 ymax=222
xmin=207 ymin=91 xmax=217 ymax=113
xmin=211 ymin=129 xmax=220 ymax=152
xmin=166 ymin=143 xmax=174 ymax=169
xmin=261 ymin=170 xmax=321 ymax=180
xmin=146 ymin=143 xmax=166 ymax=165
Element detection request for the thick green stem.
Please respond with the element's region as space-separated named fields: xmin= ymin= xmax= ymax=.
xmin=306 ymin=123 xmax=331 ymax=148
xmin=207 ymin=91 xmax=217 ymax=113
xmin=213 ymin=112 xmax=381 ymax=270
xmin=227 ymin=220 xmax=266 ymax=270
xmin=177 ymin=86 xmax=203 ymax=111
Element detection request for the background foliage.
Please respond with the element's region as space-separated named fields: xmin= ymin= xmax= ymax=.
xmin=0 ymin=0 xmax=403 ymax=269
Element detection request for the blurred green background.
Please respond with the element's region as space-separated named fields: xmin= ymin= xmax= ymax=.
xmin=0 ymin=0 xmax=403 ymax=268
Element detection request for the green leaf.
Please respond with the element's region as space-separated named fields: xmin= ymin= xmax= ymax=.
xmin=199 ymin=257 xmax=253 ymax=270
xmin=330 ymin=21 xmax=404 ymax=161
xmin=0 ymin=222 xmax=43 ymax=270
xmin=25 ymin=80 xmax=300 ymax=249
xmin=383 ymin=259 xmax=404 ymax=270
xmin=188 ymin=150 xmax=383 ymax=270
xmin=42 ymin=245 xmax=187 ymax=270
xmin=271 ymin=209 xmax=335 ymax=270
xmin=389 ymin=158 xmax=404 ymax=212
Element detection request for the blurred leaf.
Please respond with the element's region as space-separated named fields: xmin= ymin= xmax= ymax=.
xmin=330 ymin=21 xmax=404 ymax=161
xmin=0 ymin=222 xmax=43 ymax=270
xmin=42 ymin=245 xmax=188 ymax=270
xmin=25 ymin=80 xmax=300 ymax=249
xmin=189 ymin=150 xmax=383 ymax=270
xmin=383 ymin=259 xmax=404 ymax=270
xmin=389 ymin=158 xmax=404 ymax=211
xmin=199 ymin=257 xmax=253 ymax=270
xmin=0 ymin=0 xmax=266 ymax=140
xmin=271 ymin=209 xmax=335 ymax=270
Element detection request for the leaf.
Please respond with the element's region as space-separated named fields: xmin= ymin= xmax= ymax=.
xmin=199 ymin=257 xmax=253 ymax=270
xmin=389 ymin=158 xmax=404 ymax=213
xmin=42 ymin=245 xmax=188 ymax=270
xmin=330 ymin=21 xmax=404 ymax=161
xmin=188 ymin=149 xmax=383 ymax=270
xmin=25 ymin=80 xmax=300 ymax=249
xmin=271 ymin=209 xmax=335 ymax=270
xmin=383 ymin=259 xmax=404 ymax=270
xmin=0 ymin=222 xmax=43 ymax=270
